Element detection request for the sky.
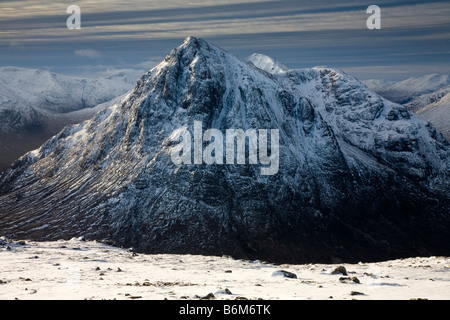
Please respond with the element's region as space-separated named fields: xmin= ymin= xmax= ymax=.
xmin=1 ymin=0 xmax=449 ymax=81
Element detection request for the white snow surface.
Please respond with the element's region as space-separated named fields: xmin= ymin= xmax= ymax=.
xmin=363 ymin=74 xmax=450 ymax=104
xmin=0 ymin=238 xmax=448 ymax=300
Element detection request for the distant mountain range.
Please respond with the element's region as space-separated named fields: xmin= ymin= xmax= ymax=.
xmin=363 ymin=74 xmax=450 ymax=140
xmin=0 ymin=67 xmax=144 ymax=171
xmin=0 ymin=37 xmax=448 ymax=264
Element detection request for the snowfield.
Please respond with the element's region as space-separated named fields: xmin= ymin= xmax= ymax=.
xmin=0 ymin=237 xmax=448 ymax=300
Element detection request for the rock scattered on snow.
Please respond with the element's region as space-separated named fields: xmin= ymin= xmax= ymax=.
xmin=272 ymin=270 xmax=298 ymax=279
xmin=215 ymin=288 xmax=233 ymax=295
xmin=339 ymin=277 xmax=360 ymax=284
xmin=332 ymin=266 xmax=348 ymax=276
xmin=200 ymin=292 xmax=215 ymax=300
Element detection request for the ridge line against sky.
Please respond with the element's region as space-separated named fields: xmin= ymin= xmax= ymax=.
xmin=1 ymin=0 xmax=449 ymax=80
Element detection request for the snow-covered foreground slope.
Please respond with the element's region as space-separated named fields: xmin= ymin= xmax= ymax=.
xmin=0 ymin=238 xmax=448 ymax=300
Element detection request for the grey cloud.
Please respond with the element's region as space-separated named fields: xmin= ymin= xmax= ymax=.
xmin=0 ymin=0 xmax=449 ymax=80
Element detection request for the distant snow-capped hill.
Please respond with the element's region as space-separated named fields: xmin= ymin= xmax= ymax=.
xmin=415 ymin=91 xmax=450 ymax=140
xmin=364 ymin=74 xmax=450 ymax=105
xmin=0 ymin=66 xmax=141 ymax=113
xmin=404 ymin=86 xmax=450 ymax=113
xmin=0 ymin=67 xmax=142 ymax=171
xmin=364 ymin=75 xmax=450 ymax=140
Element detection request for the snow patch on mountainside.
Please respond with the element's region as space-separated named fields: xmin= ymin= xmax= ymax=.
xmin=0 ymin=238 xmax=449 ymax=300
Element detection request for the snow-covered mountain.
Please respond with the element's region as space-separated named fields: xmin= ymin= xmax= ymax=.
xmin=0 ymin=37 xmax=449 ymax=264
xmin=246 ymin=53 xmax=289 ymax=74
xmin=0 ymin=67 xmax=142 ymax=114
xmin=364 ymin=74 xmax=450 ymax=105
xmin=364 ymin=74 xmax=450 ymax=140
xmin=415 ymin=90 xmax=450 ymax=140
xmin=0 ymin=67 xmax=142 ymax=171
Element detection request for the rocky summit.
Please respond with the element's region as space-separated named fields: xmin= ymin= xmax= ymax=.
xmin=0 ymin=37 xmax=449 ymax=264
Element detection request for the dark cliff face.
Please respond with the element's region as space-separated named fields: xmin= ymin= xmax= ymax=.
xmin=0 ymin=37 xmax=449 ymax=264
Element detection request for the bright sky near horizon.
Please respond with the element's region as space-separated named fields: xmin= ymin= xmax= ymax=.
xmin=1 ymin=0 xmax=449 ymax=80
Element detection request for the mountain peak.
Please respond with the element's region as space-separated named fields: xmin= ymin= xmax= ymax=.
xmin=158 ymin=36 xmax=219 ymax=72
xmin=178 ymin=36 xmax=216 ymax=55
xmin=246 ymin=53 xmax=288 ymax=74
xmin=182 ymin=36 xmax=200 ymax=46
